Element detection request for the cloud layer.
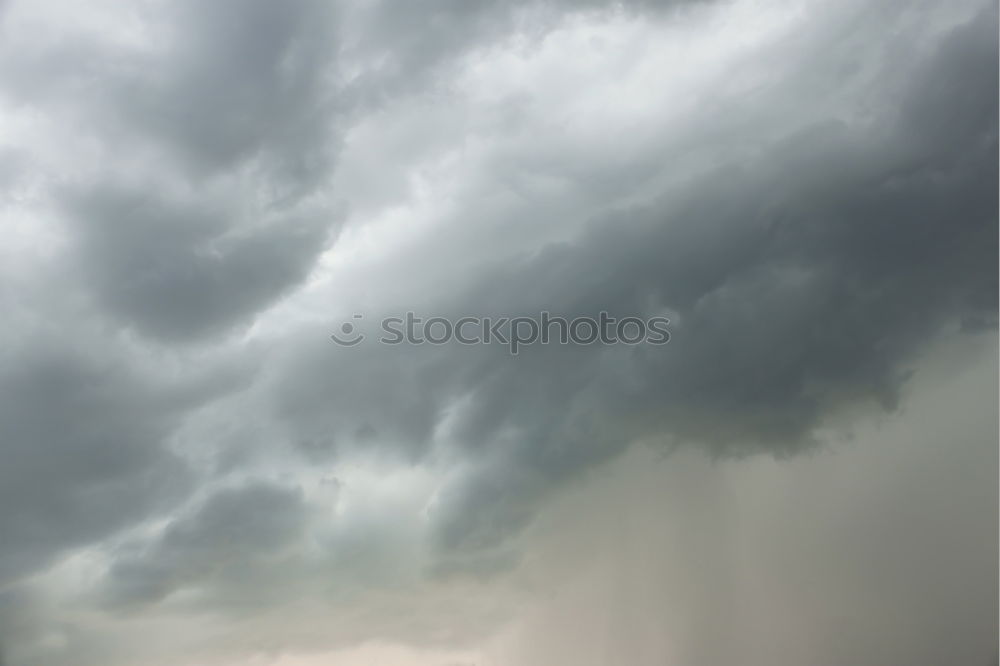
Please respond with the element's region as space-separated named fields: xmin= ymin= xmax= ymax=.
xmin=0 ymin=0 xmax=995 ymax=664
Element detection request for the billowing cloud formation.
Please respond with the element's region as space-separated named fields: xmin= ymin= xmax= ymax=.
xmin=0 ymin=343 xmax=191 ymax=582
xmin=105 ymin=483 xmax=309 ymax=607
xmin=0 ymin=0 xmax=995 ymax=663
xmin=65 ymin=186 xmax=337 ymax=341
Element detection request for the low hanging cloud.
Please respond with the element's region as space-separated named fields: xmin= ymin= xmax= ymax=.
xmin=63 ymin=185 xmax=339 ymax=342
xmin=0 ymin=0 xmax=995 ymax=663
xmin=262 ymin=0 xmax=997 ymax=565
xmin=0 ymin=341 xmax=193 ymax=584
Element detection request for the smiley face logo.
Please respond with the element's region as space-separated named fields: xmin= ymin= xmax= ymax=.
xmin=331 ymin=314 xmax=365 ymax=346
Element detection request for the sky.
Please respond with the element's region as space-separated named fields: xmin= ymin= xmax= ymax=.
xmin=0 ymin=0 xmax=996 ymax=664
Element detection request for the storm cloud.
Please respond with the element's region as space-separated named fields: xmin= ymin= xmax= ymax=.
xmin=0 ymin=0 xmax=995 ymax=664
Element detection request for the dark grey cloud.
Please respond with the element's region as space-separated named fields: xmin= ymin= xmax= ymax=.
xmin=2 ymin=0 xmax=345 ymax=343
xmin=115 ymin=0 xmax=341 ymax=187
xmin=265 ymin=0 xmax=997 ymax=567
xmin=0 ymin=0 xmax=341 ymax=185
xmin=104 ymin=482 xmax=309 ymax=609
xmin=63 ymin=185 xmax=339 ymax=342
xmin=0 ymin=0 xmax=994 ymax=663
xmin=0 ymin=342 xmax=192 ymax=584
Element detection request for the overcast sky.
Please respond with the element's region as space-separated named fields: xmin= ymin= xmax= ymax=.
xmin=0 ymin=0 xmax=996 ymax=664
